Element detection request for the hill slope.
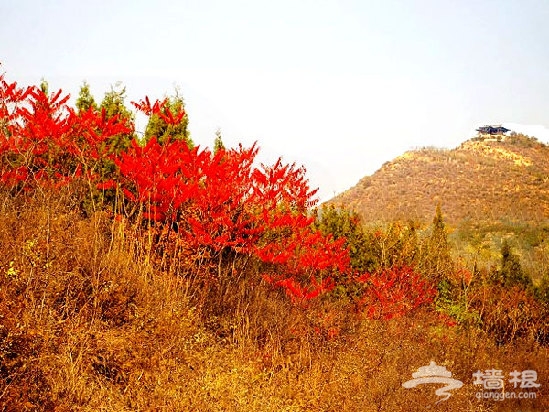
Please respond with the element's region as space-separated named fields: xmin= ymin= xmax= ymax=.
xmin=329 ymin=134 xmax=549 ymax=224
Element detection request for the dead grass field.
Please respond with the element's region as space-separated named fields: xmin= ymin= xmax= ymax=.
xmin=0 ymin=191 xmax=547 ymax=411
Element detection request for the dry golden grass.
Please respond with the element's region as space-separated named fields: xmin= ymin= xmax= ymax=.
xmin=0 ymin=189 xmax=547 ymax=411
xmin=331 ymin=134 xmax=549 ymax=225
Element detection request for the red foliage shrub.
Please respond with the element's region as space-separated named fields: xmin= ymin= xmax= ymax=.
xmin=0 ymin=74 xmax=131 ymax=190
xmin=0 ymin=71 xmax=437 ymax=319
xmin=355 ymin=266 xmax=436 ymax=320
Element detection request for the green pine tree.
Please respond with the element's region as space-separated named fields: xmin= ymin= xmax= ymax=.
xmin=100 ymin=83 xmax=135 ymax=153
xmin=498 ymin=239 xmax=532 ymax=289
xmin=422 ymin=204 xmax=454 ymax=282
xmin=76 ymin=81 xmax=98 ymax=113
xmin=314 ymin=204 xmax=371 ymax=272
xmin=213 ymin=129 xmax=225 ymax=153
xmin=143 ymin=90 xmax=192 ymax=147
xmin=76 ymin=83 xmax=137 ymax=216
xmin=39 ymin=78 xmax=49 ymax=95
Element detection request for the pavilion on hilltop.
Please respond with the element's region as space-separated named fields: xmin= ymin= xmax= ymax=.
xmin=476 ymin=125 xmax=511 ymax=139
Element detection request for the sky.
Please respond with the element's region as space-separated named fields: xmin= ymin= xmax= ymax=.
xmin=2 ymin=0 xmax=549 ymax=201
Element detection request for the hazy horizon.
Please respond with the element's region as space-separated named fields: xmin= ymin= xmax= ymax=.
xmin=2 ymin=0 xmax=549 ymax=201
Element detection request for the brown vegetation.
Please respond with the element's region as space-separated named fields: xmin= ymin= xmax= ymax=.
xmin=1 ymin=189 xmax=548 ymax=411
xmin=330 ymin=134 xmax=549 ymax=224
xmin=1 ymin=76 xmax=547 ymax=410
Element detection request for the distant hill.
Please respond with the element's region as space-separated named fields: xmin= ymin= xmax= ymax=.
xmin=329 ymin=134 xmax=549 ymax=225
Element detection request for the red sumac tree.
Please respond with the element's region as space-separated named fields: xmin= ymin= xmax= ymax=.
xmin=0 ymin=70 xmax=437 ymax=319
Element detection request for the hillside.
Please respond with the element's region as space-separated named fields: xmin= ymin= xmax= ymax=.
xmin=330 ymin=134 xmax=549 ymax=225
xmin=1 ymin=75 xmax=548 ymax=411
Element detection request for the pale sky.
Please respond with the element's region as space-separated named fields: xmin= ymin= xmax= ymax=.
xmin=2 ymin=0 xmax=549 ymax=201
